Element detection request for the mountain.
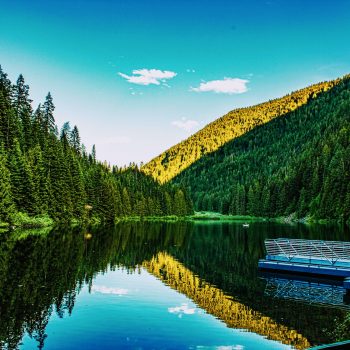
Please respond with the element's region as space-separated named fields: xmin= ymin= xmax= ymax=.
xmin=142 ymin=79 xmax=340 ymax=183
xmin=171 ymin=75 xmax=350 ymax=222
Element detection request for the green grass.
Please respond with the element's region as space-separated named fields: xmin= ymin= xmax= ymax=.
xmin=189 ymin=211 xmax=266 ymax=222
xmin=115 ymin=212 xmax=267 ymax=223
xmin=12 ymin=212 xmax=54 ymax=228
xmin=116 ymin=215 xmax=184 ymax=223
xmin=0 ymin=221 xmax=9 ymax=228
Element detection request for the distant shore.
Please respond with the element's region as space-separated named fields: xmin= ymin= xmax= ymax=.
xmin=1 ymin=210 xmax=347 ymax=232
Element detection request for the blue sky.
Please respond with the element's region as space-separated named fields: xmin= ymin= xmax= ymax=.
xmin=1 ymin=0 xmax=350 ymax=165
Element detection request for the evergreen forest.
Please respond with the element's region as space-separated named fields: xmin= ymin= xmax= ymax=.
xmin=173 ymin=75 xmax=350 ymax=223
xmin=0 ymin=66 xmax=193 ymax=226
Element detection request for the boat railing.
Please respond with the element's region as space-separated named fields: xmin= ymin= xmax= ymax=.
xmin=264 ymin=239 xmax=350 ymax=267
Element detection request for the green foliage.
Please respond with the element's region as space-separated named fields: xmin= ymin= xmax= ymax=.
xmin=12 ymin=212 xmax=54 ymax=228
xmin=0 ymin=66 xmax=193 ymax=225
xmin=0 ymin=145 xmax=15 ymax=223
xmin=143 ymin=78 xmax=339 ymax=183
xmin=173 ymin=75 xmax=350 ymax=222
xmin=189 ymin=211 xmax=264 ymax=222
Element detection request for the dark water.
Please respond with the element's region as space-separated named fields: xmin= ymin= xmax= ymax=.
xmin=0 ymin=221 xmax=349 ymax=349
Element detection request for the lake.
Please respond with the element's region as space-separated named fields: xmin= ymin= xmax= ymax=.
xmin=0 ymin=221 xmax=349 ymax=349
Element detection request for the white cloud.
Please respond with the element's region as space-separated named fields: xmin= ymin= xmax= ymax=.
xmin=91 ymin=285 xmax=128 ymax=295
xmin=118 ymin=69 xmax=177 ymax=86
xmin=172 ymin=117 xmax=199 ymax=132
xmin=168 ymin=303 xmax=196 ymax=315
xmin=191 ymin=78 xmax=249 ymax=94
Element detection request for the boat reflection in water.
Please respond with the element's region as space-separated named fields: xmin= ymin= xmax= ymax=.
xmin=260 ymin=272 xmax=350 ymax=310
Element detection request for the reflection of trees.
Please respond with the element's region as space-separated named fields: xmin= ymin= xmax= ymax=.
xmin=169 ymin=223 xmax=350 ymax=345
xmin=0 ymin=222 xmax=190 ymax=349
xmin=0 ymin=221 xmax=348 ymax=349
xmin=144 ymin=251 xmax=310 ymax=350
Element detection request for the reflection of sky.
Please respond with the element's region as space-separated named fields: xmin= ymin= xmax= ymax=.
xmin=91 ymin=285 xmax=128 ymax=296
xmin=21 ymin=267 xmax=292 ymax=349
xmin=168 ymin=303 xmax=196 ymax=315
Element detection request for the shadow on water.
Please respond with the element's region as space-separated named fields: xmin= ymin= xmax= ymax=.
xmin=0 ymin=221 xmax=349 ymax=349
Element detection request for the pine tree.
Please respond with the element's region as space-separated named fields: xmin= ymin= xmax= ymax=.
xmin=91 ymin=144 xmax=96 ymax=164
xmin=42 ymin=92 xmax=55 ymax=134
xmin=71 ymin=126 xmax=81 ymax=154
xmin=164 ymin=192 xmax=173 ymax=215
xmin=67 ymin=151 xmax=86 ymax=218
xmin=60 ymin=122 xmax=71 ymax=149
xmin=45 ymin=139 xmax=72 ymax=220
xmin=8 ymin=139 xmax=35 ymax=214
xmin=13 ymin=74 xmax=32 ymax=150
xmin=0 ymin=68 xmax=21 ymax=149
xmin=27 ymin=145 xmax=45 ymax=214
xmin=32 ymin=104 xmax=45 ymax=147
xmin=122 ymin=188 xmax=132 ymax=216
xmin=98 ymin=176 xmax=117 ymax=222
xmin=0 ymin=145 xmax=15 ymax=222
xmin=174 ymin=189 xmax=187 ymax=216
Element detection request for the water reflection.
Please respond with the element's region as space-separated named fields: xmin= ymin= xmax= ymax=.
xmin=260 ymin=273 xmax=350 ymax=309
xmin=0 ymin=221 xmax=349 ymax=349
xmin=144 ymin=252 xmax=310 ymax=349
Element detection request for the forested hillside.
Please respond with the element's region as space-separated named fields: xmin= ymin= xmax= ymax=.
xmin=173 ymin=75 xmax=350 ymax=222
xmin=143 ymin=79 xmax=339 ymax=183
xmin=0 ymin=66 xmax=193 ymax=225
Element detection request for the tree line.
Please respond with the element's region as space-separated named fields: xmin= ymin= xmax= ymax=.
xmin=174 ymin=75 xmax=350 ymax=223
xmin=0 ymin=66 xmax=193 ymax=225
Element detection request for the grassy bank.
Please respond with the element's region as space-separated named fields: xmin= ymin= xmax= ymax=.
xmin=116 ymin=215 xmax=183 ymax=223
xmin=9 ymin=213 xmax=54 ymax=229
xmin=188 ymin=212 xmax=349 ymax=226
xmin=188 ymin=211 xmax=266 ymax=222
xmin=1 ymin=213 xmax=189 ymax=230
xmin=116 ymin=212 xmax=266 ymax=223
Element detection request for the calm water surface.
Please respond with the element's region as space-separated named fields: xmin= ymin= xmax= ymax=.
xmin=0 ymin=221 xmax=349 ymax=349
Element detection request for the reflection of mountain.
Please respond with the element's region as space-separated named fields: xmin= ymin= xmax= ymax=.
xmin=0 ymin=222 xmax=349 ymax=349
xmin=143 ymin=251 xmax=310 ymax=349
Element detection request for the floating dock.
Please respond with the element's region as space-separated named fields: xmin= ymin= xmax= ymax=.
xmin=258 ymin=238 xmax=350 ymax=289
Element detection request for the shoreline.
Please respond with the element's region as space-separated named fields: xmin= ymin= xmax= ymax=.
xmin=1 ymin=211 xmax=347 ymax=232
